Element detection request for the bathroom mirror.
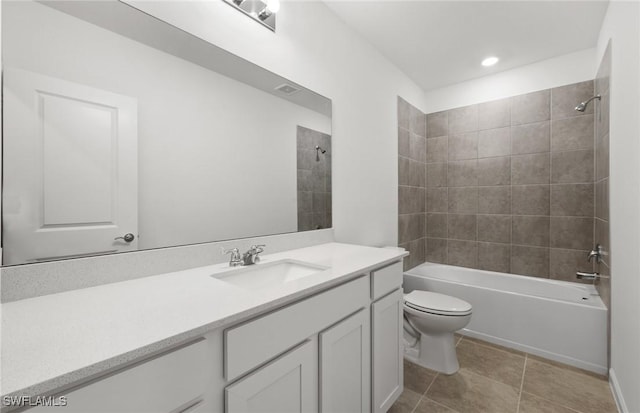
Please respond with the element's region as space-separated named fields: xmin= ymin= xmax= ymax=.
xmin=1 ymin=0 xmax=332 ymax=266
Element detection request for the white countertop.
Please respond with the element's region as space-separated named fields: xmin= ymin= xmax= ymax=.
xmin=0 ymin=243 xmax=407 ymax=399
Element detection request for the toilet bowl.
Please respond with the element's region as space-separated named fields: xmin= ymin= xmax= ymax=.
xmin=403 ymin=290 xmax=472 ymax=375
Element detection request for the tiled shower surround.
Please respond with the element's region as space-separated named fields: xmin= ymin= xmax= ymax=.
xmin=297 ymin=126 xmax=332 ymax=231
xmin=397 ymin=98 xmax=427 ymax=270
xmin=399 ymin=80 xmax=602 ymax=280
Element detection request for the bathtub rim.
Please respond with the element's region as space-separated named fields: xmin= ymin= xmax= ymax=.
xmin=405 ymin=262 xmax=605 ymax=310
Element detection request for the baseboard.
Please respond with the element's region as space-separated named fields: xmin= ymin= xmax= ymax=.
xmin=460 ymin=329 xmax=608 ymax=376
xmin=609 ymin=368 xmax=628 ymax=413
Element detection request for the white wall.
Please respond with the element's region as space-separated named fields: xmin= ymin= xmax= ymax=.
xmin=3 ymin=1 xmax=331 ymax=250
xmin=124 ymin=0 xmax=427 ymax=247
xmin=423 ymin=48 xmax=596 ymax=113
xmin=595 ymin=2 xmax=640 ymax=412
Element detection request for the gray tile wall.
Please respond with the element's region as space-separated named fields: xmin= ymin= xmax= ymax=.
xmin=398 ymin=97 xmax=427 ymax=270
xmin=297 ymin=126 xmax=332 ymax=231
xmin=594 ymin=42 xmax=611 ymax=365
xmin=401 ymin=80 xmax=599 ymax=280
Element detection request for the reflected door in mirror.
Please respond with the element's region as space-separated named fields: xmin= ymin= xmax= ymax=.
xmin=2 ymin=69 xmax=139 ymax=264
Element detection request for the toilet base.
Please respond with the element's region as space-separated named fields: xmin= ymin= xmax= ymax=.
xmin=404 ymin=332 xmax=459 ymax=375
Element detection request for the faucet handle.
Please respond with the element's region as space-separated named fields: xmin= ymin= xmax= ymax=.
xmin=222 ymin=247 xmax=242 ymax=266
xmin=251 ymin=244 xmax=266 ymax=253
xmin=586 ymin=244 xmax=603 ymax=263
xmin=222 ymin=247 xmax=239 ymax=256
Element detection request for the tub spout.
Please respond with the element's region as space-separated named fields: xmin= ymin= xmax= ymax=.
xmin=576 ymin=271 xmax=600 ymax=280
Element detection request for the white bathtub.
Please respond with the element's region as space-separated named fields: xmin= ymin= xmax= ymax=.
xmin=404 ymin=262 xmax=608 ymax=375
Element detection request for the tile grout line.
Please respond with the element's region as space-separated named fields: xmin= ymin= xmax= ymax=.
xmin=464 ymin=337 xmax=526 ymax=358
xmin=516 ymin=354 xmax=528 ymax=413
xmin=428 ymin=397 xmax=462 ymax=413
xmin=522 ymin=391 xmax=589 ymax=413
xmin=454 ymin=364 xmax=524 ymax=390
xmin=410 ymin=372 xmax=440 ymax=413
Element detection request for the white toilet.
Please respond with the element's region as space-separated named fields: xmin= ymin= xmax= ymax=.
xmin=403 ymin=290 xmax=472 ymax=374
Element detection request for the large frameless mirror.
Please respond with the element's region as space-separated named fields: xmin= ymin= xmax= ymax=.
xmin=1 ymin=0 xmax=332 ymax=266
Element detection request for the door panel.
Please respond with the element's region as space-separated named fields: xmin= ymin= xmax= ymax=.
xmin=3 ymin=68 xmax=138 ymax=264
xmin=319 ymin=309 xmax=370 ymax=413
xmin=226 ymin=340 xmax=318 ymax=413
xmin=372 ymin=289 xmax=404 ymax=413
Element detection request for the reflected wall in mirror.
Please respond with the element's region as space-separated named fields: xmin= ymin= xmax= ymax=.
xmin=1 ymin=0 xmax=332 ymax=266
xmin=296 ymin=126 xmax=332 ymax=231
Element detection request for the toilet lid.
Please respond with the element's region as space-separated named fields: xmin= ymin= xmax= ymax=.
xmin=404 ymin=291 xmax=472 ymax=316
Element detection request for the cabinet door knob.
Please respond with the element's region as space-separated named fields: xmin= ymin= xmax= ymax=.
xmin=114 ymin=233 xmax=135 ymax=243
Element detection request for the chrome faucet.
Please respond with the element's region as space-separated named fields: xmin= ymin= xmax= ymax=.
xmin=242 ymin=245 xmax=265 ymax=266
xmin=222 ymin=247 xmax=243 ymax=267
xmin=576 ymin=271 xmax=601 ymax=280
xmin=222 ymin=245 xmax=266 ymax=267
xmin=587 ymin=244 xmax=603 ymax=263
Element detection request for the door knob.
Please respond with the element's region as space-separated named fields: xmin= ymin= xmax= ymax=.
xmin=114 ymin=233 xmax=135 ymax=243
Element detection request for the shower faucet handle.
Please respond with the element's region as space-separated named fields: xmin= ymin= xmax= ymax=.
xmin=586 ymin=244 xmax=603 ymax=263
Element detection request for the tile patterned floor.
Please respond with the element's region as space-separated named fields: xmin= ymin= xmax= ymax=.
xmin=390 ymin=335 xmax=618 ymax=413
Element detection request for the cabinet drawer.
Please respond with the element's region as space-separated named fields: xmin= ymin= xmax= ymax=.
xmin=31 ymin=339 xmax=208 ymax=413
xmin=370 ymin=261 xmax=402 ymax=300
xmin=225 ymin=275 xmax=369 ymax=381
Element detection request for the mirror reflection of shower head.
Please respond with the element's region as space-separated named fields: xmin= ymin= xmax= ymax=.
xmin=575 ymin=95 xmax=601 ymax=112
xmin=315 ymin=145 xmax=327 ymax=161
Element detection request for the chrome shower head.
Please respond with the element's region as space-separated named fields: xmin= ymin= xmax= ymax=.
xmin=575 ymin=95 xmax=601 ymax=112
xmin=315 ymin=145 xmax=327 ymax=161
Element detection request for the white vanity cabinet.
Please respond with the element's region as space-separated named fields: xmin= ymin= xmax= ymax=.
xmin=370 ymin=262 xmax=404 ymax=413
xmin=23 ymin=259 xmax=405 ymax=413
xmin=223 ymin=276 xmax=370 ymax=413
xmin=221 ymin=261 xmax=403 ymax=413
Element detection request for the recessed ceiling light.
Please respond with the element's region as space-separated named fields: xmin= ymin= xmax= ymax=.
xmin=481 ymin=56 xmax=499 ymax=67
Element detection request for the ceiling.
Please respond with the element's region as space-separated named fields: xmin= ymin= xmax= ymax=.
xmin=324 ymin=1 xmax=609 ymax=91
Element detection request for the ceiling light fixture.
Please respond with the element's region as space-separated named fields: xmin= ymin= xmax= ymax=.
xmin=224 ymin=0 xmax=278 ymax=31
xmin=481 ymin=56 xmax=499 ymax=67
xmin=258 ymin=0 xmax=280 ymax=21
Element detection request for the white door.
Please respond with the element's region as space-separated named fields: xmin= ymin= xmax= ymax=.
xmin=226 ymin=340 xmax=318 ymax=413
xmin=2 ymin=68 xmax=138 ymax=264
xmin=319 ymin=309 xmax=370 ymax=413
xmin=372 ymin=289 xmax=404 ymax=413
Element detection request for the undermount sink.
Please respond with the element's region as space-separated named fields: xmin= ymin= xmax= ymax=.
xmin=212 ymin=259 xmax=329 ymax=290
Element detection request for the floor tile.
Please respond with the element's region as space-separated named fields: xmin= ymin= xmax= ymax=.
xmin=426 ymin=370 xmax=519 ymax=413
xmin=527 ymin=354 xmax=607 ymax=380
xmin=389 ymin=389 xmax=422 ymax=413
xmin=522 ymin=358 xmax=617 ymax=413
xmin=456 ymin=339 xmax=525 ymax=388
xmin=518 ymin=392 xmax=579 ymax=413
xmin=415 ymin=397 xmax=459 ymax=413
xmin=405 ymin=359 xmax=438 ymax=394
xmin=459 ymin=336 xmax=525 ymax=356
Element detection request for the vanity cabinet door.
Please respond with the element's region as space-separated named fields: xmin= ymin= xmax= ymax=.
xmin=372 ymin=289 xmax=404 ymax=413
xmin=319 ymin=309 xmax=370 ymax=413
xmin=225 ymin=340 xmax=318 ymax=413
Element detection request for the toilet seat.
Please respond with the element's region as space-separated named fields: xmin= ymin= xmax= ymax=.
xmin=404 ymin=291 xmax=472 ymax=316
